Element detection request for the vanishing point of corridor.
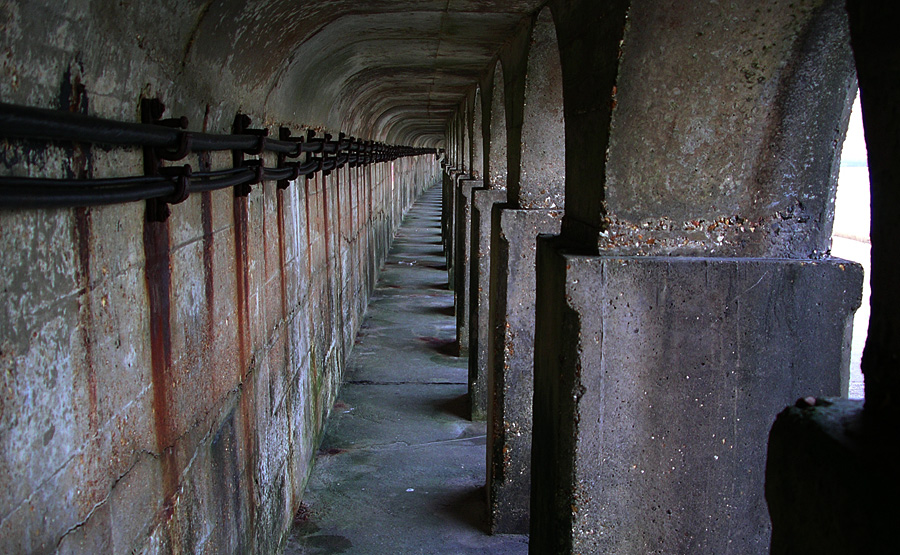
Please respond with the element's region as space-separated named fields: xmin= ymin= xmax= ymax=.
xmin=285 ymin=186 xmax=527 ymax=554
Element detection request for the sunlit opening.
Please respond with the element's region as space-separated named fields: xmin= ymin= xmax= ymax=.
xmin=832 ymin=94 xmax=870 ymax=400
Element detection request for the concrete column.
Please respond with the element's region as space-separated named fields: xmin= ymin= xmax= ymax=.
xmin=468 ymin=60 xmax=508 ymax=420
xmin=486 ymin=208 xmax=561 ymax=533
xmin=468 ymin=187 xmax=507 ymax=420
xmin=454 ymin=179 xmax=482 ymax=356
xmin=441 ymin=167 xmax=456 ymax=276
xmin=530 ymin=251 xmax=862 ymax=554
xmin=447 ymin=170 xmax=469 ymax=291
xmin=471 ymin=87 xmax=484 ymax=181
xmin=529 ymin=0 xmax=860 ymax=551
xmin=485 ymin=7 xmax=566 ymax=533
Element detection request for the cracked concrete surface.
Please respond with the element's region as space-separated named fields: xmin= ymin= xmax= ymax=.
xmin=284 ymin=185 xmax=528 ymax=554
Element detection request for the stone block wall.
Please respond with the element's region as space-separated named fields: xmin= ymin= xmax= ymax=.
xmin=0 ymin=151 xmax=434 ymax=553
xmin=0 ymin=5 xmax=437 ymax=549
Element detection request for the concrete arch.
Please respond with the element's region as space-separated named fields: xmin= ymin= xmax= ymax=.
xmin=603 ymin=0 xmax=856 ymax=257
xmin=459 ymin=100 xmax=469 ymax=173
xmin=472 ymin=86 xmax=485 ymax=180
xmin=547 ymin=0 xmax=631 ymax=246
xmin=335 ymin=66 xmax=468 ymax=136
xmin=263 ymin=8 xmax=540 ymax=142
xmin=519 ymin=7 xmax=565 ymax=209
xmin=371 ymin=105 xmax=450 ymax=147
xmin=487 ymin=60 xmax=508 ymax=189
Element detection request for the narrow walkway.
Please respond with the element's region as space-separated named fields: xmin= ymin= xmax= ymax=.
xmin=285 ymin=186 xmax=528 ymax=554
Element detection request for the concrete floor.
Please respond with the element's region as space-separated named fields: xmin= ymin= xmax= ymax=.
xmin=284 ymin=186 xmax=528 ymax=554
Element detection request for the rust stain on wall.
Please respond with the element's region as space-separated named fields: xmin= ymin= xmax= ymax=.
xmin=277 ymin=189 xmax=288 ymax=322
xmin=232 ymin=192 xmax=258 ymax=533
xmin=304 ymin=178 xmax=314 ymax=285
xmin=233 ymin=195 xmax=250 ymax=374
xmin=198 ymin=134 xmax=216 ymax=346
xmin=143 ymin=216 xmax=179 ymax=524
xmin=201 ymin=193 xmax=215 ymax=341
xmin=74 ymin=208 xmax=98 ymax=432
xmin=321 ymin=174 xmax=331 ymax=272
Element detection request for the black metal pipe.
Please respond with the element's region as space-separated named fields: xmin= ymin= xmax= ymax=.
xmin=0 ymin=102 xmax=177 ymax=147
xmin=263 ymin=166 xmax=295 ymax=181
xmin=189 ymin=169 xmax=256 ymax=193
xmin=0 ymin=181 xmax=175 ymax=208
xmin=0 ymin=101 xmax=438 ymax=210
xmin=0 ymin=102 xmax=299 ymax=156
xmin=190 ymin=132 xmax=298 ymax=155
xmin=0 ymin=174 xmax=170 ymax=188
xmin=297 ymin=160 xmax=322 ymax=176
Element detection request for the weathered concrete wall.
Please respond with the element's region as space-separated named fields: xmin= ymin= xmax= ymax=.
xmin=0 ymin=3 xmax=438 ymax=552
xmin=0 ymin=155 xmax=434 ymax=554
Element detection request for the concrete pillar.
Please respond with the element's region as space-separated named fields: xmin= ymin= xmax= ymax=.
xmin=468 ymin=187 xmax=507 ymax=420
xmin=464 ymin=89 xmax=475 ymax=176
xmin=531 ymin=0 xmax=861 ymax=552
xmin=468 ymin=60 xmax=507 ymax=420
xmin=847 ymin=0 xmax=900 ymax=425
xmin=454 ymin=179 xmax=482 ymax=357
xmin=448 ymin=169 xmax=470 ymax=290
xmin=471 ymin=86 xmax=484 ymax=181
xmin=441 ymin=166 xmax=456 ymax=275
xmin=487 ymin=209 xmax=561 ymax=532
xmin=454 ymin=87 xmax=484 ymax=357
xmin=531 ymin=253 xmax=861 ymax=554
xmin=485 ymin=8 xmax=566 ymax=534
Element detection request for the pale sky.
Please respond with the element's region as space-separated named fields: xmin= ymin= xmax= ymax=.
xmin=841 ymin=95 xmax=868 ymax=168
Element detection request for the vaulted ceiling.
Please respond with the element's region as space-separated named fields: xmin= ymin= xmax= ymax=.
xmin=183 ymin=0 xmax=546 ymax=145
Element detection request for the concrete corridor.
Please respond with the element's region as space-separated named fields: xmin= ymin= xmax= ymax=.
xmin=285 ymin=186 xmax=527 ymax=554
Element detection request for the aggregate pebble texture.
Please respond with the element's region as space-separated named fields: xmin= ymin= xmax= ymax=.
xmin=285 ymin=186 xmax=527 ymax=554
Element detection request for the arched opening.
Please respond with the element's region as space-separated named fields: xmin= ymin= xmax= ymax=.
xmin=468 ymin=59 xmax=509 ymax=422
xmin=832 ymin=93 xmax=870 ymax=399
